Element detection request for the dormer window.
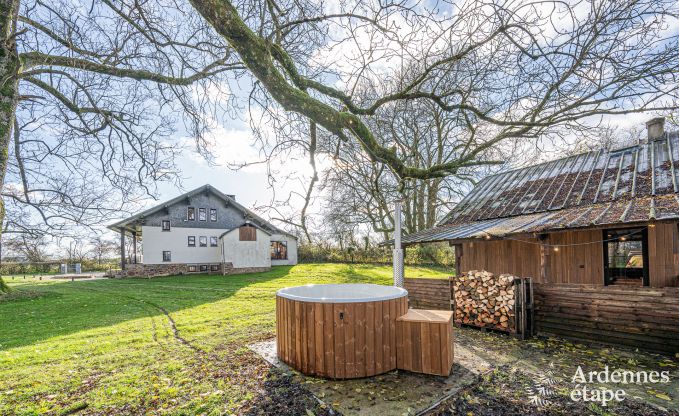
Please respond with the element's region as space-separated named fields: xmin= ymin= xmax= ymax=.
xmin=210 ymin=208 xmax=217 ymax=222
xmin=199 ymin=208 xmax=207 ymax=221
xmin=162 ymin=220 xmax=171 ymax=231
xmin=187 ymin=207 xmax=195 ymax=221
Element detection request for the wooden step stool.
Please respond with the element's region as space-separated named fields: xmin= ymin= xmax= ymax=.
xmin=396 ymin=309 xmax=454 ymax=376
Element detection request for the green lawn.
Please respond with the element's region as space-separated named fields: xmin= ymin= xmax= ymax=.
xmin=0 ymin=263 xmax=449 ymax=415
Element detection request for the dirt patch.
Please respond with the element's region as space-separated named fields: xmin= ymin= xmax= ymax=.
xmin=242 ymin=368 xmax=334 ymax=416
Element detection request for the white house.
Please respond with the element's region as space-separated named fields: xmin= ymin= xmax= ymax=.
xmin=108 ymin=185 xmax=297 ymax=276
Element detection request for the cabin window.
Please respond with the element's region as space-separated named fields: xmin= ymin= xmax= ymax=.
xmin=199 ymin=236 xmax=207 ymax=247
xmin=188 ymin=236 xmax=195 ymax=247
xmin=271 ymin=241 xmax=288 ymax=260
xmin=199 ymin=207 xmax=207 ymax=221
xmin=162 ymin=251 xmax=171 ymax=262
xmin=210 ymin=264 xmax=220 ymax=272
xmin=199 ymin=264 xmax=208 ymax=272
xmin=239 ymin=225 xmax=257 ymax=241
xmin=161 ymin=220 xmax=170 ymax=231
xmin=603 ymin=228 xmax=648 ymax=287
xmin=210 ymin=237 xmax=218 ymax=247
xmin=210 ymin=208 xmax=217 ymax=221
xmin=187 ymin=207 xmax=195 ymax=220
xmin=188 ymin=265 xmax=197 ymax=272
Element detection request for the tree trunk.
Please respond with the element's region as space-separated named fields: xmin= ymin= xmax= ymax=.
xmin=0 ymin=0 xmax=19 ymax=190
xmin=0 ymin=0 xmax=20 ymax=293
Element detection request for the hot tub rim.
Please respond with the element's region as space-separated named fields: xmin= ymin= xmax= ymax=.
xmin=276 ymin=283 xmax=408 ymax=304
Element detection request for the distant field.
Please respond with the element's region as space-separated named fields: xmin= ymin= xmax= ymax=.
xmin=0 ymin=263 xmax=450 ymax=414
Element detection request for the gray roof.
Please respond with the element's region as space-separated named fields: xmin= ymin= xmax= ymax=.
xmin=403 ymin=132 xmax=679 ymax=245
xmin=108 ymin=184 xmax=295 ymax=238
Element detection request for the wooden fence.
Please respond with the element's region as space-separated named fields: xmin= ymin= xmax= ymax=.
xmin=404 ymin=278 xmax=451 ymax=310
xmin=533 ymin=284 xmax=679 ymax=355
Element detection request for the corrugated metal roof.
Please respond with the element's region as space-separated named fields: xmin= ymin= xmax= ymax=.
xmin=404 ymin=132 xmax=679 ymax=245
xmin=403 ymin=195 xmax=679 ymax=244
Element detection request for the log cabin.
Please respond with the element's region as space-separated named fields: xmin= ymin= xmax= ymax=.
xmin=402 ymin=118 xmax=679 ymax=354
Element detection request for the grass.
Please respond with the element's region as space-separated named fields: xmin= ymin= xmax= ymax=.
xmin=0 ymin=263 xmax=450 ymax=415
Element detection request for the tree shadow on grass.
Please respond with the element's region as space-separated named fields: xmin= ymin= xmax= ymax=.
xmin=0 ymin=266 xmax=294 ymax=351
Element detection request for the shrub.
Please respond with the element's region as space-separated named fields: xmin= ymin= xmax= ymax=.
xmin=298 ymin=242 xmax=455 ymax=267
xmin=0 ymin=277 xmax=10 ymax=294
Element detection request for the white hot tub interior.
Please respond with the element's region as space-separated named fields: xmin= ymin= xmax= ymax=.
xmin=276 ymin=283 xmax=407 ymax=303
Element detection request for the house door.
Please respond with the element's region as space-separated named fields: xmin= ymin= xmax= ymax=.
xmin=603 ymin=228 xmax=649 ymax=287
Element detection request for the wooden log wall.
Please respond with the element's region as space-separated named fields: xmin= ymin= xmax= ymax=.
xmin=534 ymin=283 xmax=679 ymax=355
xmin=545 ymin=229 xmax=603 ymax=284
xmin=648 ymin=222 xmax=679 ymax=287
xmin=458 ymin=224 xmax=679 ymax=287
xmin=404 ymin=278 xmax=451 ymax=310
xmin=276 ymin=296 xmax=408 ymax=379
xmin=460 ymin=238 xmax=541 ymax=281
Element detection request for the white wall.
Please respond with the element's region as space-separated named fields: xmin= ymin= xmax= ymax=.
xmin=220 ymin=228 xmax=271 ymax=268
xmin=142 ymin=226 xmax=224 ymax=264
xmin=270 ymin=233 xmax=298 ymax=266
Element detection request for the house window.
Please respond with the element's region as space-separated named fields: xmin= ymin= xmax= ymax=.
xmin=271 ymin=241 xmax=288 ymax=260
xmin=210 ymin=264 xmax=220 ymax=272
xmin=162 ymin=251 xmax=171 ymax=262
xmin=210 ymin=208 xmax=217 ymax=222
xmin=199 ymin=264 xmax=208 ymax=272
xmin=603 ymin=228 xmax=648 ymax=287
xmin=199 ymin=208 xmax=207 ymax=221
xmin=210 ymin=237 xmax=218 ymax=247
xmin=188 ymin=265 xmax=197 ymax=272
xmin=188 ymin=236 xmax=195 ymax=247
xmin=162 ymin=220 xmax=171 ymax=231
xmin=187 ymin=207 xmax=195 ymax=220
xmin=199 ymin=236 xmax=207 ymax=247
xmin=239 ymin=225 xmax=257 ymax=241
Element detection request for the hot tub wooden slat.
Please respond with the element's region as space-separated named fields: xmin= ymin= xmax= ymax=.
xmin=374 ymin=301 xmax=383 ymax=374
xmin=276 ymin=293 xmax=408 ymax=379
xmin=314 ymin=303 xmax=324 ymax=375
xmin=365 ymin=301 xmax=375 ymax=376
xmin=323 ymin=303 xmax=334 ymax=377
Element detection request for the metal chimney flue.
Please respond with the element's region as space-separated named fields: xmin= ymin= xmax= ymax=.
xmin=393 ymin=199 xmax=404 ymax=288
xmin=646 ymin=117 xmax=665 ymax=141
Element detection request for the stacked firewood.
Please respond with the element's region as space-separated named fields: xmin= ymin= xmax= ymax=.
xmin=452 ymin=270 xmax=516 ymax=332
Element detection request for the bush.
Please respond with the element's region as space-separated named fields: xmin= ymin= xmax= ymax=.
xmin=0 ymin=277 xmax=10 ymax=294
xmin=298 ymin=242 xmax=455 ymax=267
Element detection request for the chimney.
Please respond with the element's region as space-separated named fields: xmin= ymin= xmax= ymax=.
xmin=226 ymin=194 xmax=236 ymax=200
xmin=646 ymin=117 xmax=665 ymax=141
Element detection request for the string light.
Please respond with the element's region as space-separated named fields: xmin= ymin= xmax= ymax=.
xmin=471 ymin=225 xmax=648 ymax=248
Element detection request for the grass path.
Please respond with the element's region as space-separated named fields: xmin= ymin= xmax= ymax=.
xmin=0 ymin=263 xmax=449 ymax=415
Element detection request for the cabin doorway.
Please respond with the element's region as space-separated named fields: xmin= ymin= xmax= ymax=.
xmin=603 ymin=228 xmax=649 ymax=287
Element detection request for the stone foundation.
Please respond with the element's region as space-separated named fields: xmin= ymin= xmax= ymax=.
xmin=223 ymin=266 xmax=271 ymax=275
xmin=122 ymin=263 xmax=270 ymax=277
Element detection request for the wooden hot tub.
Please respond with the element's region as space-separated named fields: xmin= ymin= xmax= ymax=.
xmin=276 ymin=284 xmax=408 ymax=379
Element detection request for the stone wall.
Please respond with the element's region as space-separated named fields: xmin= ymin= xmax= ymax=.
xmin=223 ymin=265 xmax=271 ymax=275
xmin=123 ymin=262 xmax=271 ymax=277
xmin=124 ymin=263 xmax=188 ymax=277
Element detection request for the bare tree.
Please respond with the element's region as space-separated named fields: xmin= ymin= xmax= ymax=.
xmin=0 ymin=0 xmax=242 ymax=286
xmin=4 ymin=234 xmax=49 ymax=262
xmin=89 ymin=236 xmax=116 ymax=265
xmin=189 ymin=0 xmax=679 ymax=177
xmin=2 ymin=0 xmax=679 ymax=263
xmin=179 ymin=0 xmax=679 ymax=242
xmin=63 ymin=239 xmax=87 ymax=264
